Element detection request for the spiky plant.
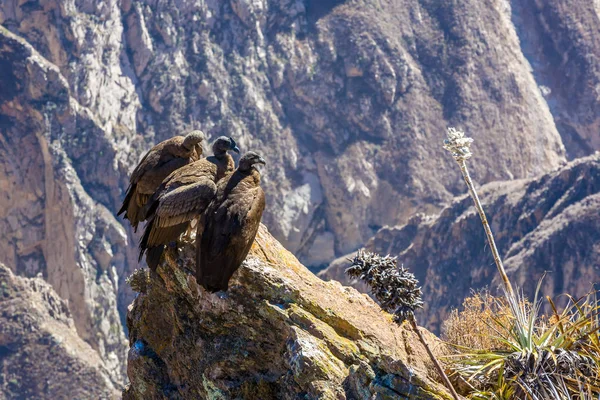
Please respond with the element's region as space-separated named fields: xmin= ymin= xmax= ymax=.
xmin=347 ymin=250 xmax=460 ymax=400
xmin=346 ymin=250 xmax=423 ymax=323
xmin=449 ymin=287 xmax=600 ymax=399
xmin=443 ymin=128 xmax=600 ymax=399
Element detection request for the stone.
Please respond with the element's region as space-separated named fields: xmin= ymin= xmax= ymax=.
xmin=123 ymin=225 xmax=454 ymax=400
xmin=0 ymin=27 xmax=129 ymax=384
xmin=511 ymin=0 xmax=600 ymax=159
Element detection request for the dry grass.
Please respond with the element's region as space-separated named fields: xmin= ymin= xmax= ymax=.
xmin=442 ymin=290 xmax=513 ymax=351
xmin=442 ymin=128 xmax=600 ymax=399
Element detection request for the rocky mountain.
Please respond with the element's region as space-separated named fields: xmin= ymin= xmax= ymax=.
xmin=320 ymin=154 xmax=600 ymax=333
xmin=0 ymin=263 xmax=120 ymax=399
xmin=0 ymin=0 xmax=598 ymax=387
xmin=0 ymin=26 xmax=129 ymax=385
xmin=124 ymin=225 xmax=453 ymax=399
xmin=511 ymin=0 xmax=600 ymax=159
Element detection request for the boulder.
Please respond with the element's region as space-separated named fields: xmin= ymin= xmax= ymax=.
xmin=124 ymin=226 xmax=453 ymax=399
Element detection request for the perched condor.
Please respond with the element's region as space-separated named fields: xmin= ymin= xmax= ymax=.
xmin=197 ymin=151 xmax=266 ymax=292
xmin=118 ymin=130 xmax=205 ymax=231
xmin=139 ymin=136 xmax=239 ymax=270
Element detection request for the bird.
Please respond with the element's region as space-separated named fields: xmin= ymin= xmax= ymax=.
xmin=118 ymin=130 xmax=206 ymax=231
xmin=139 ymin=136 xmax=240 ymax=271
xmin=196 ymin=151 xmax=266 ymax=292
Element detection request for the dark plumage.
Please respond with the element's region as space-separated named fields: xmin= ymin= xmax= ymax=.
xmin=118 ymin=130 xmax=206 ymax=231
xmin=139 ymin=136 xmax=239 ymax=271
xmin=197 ymin=151 xmax=266 ymax=292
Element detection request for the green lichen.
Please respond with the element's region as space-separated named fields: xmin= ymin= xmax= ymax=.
xmin=237 ymin=380 xmax=277 ymax=399
xmin=1 ymin=281 xmax=11 ymax=298
xmin=172 ymin=268 xmax=190 ymax=292
xmin=288 ymin=304 xmax=360 ymax=363
xmin=126 ymin=269 xmax=150 ymax=293
xmin=202 ymin=375 xmax=227 ymax=400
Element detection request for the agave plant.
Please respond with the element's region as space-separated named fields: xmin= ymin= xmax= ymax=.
xmin=443 ymin=128 xmax=600 ymax=400
xmin=450 ymin=287 xmax=600 ymax=399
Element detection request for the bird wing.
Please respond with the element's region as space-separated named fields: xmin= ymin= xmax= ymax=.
xmin=211 ymin=187 xmax=265 ymax=254
xmin=130 ymin=140 xmax=170 ymax=183
xmin=142 ymin=159 xmax=218 ymax=222
xmin=155 ymin=178 xmax=217 ymax=228
xmin=130 ymin=136 xmax=195 ymax=187
xmin=135 ymin=157 xmax=190 ymax=194
xmin=242 ymin=186 xmax=266 ymax=246
xmin=198 ymin=183 xmax=265 ymax=291
xmin=129 ymin=149 xmax=154 ymax=184
xmin=120 ymin=146 xmax=166 ymax=222
xmin=141 ymin=178 xmax=217 ymax=250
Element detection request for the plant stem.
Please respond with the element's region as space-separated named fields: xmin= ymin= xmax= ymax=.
xmin=457 ymin=159 xmax=515 ymax=299
xmin=409 ymin=315 xmax=461 ymax=400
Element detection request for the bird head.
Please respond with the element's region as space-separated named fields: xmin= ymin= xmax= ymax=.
xmin=182 ymin=130 xmax=206 ymax=150
xmin=239 ymin=151 xmax=266 ymax=172
xmin=213 ymin=136 xmax=240 ymax=156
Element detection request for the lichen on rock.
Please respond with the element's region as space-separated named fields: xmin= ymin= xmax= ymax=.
xmin=124 ymin=225 xmax=453 ymax=399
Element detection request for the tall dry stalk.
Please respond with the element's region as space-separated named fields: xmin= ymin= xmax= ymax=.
xmin=408 ymin=315 xmax=461 ymax=400
xmin=442 ymin=128 xmax=600 ymax=399
xmin=443 ymin=128 xmax=515 ymax=299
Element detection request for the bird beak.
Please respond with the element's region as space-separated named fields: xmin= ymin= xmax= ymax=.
xmin=229 ymin=137 xmax=240 ymax=154
xmin=257 ymin=156 xmax=266 ymax=165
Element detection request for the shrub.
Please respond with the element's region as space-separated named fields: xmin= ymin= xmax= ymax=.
xmin=446 ymin=287 xmax=600 ymax=399
xmin=346 ymin=250 xmax=461 ymax=400
xmin=346 ymin=250 xmax=423 ymax=323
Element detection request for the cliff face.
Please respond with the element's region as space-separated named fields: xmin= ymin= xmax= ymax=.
xmin=0 ymin=263 xmax=120 ymax=399
xmin=0 ymin=0 xmax=571 ymax=270
xmin=511 ymin=0 xmax=600 ymax=159
xmin=0 ymin=0 xmax=597 ymax=386
xmin=0 ymin=27 xmax=128 ymax=384
xmin=320 ymin=154 xmax=600 ymax=333
xmin=124 ymin=225 xmax=452 ymax=400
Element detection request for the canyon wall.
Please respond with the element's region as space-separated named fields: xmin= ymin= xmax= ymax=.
xmin=320 ymin=154 xmax=600 ymax=333
xmin=0 ymin=263 xmax=120 ymax=398
xmin=0 ymin=0 xmax=598 ymax=379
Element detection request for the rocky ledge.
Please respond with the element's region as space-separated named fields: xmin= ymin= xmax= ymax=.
xmin=123 ymin=226 xmax=453 ymax=399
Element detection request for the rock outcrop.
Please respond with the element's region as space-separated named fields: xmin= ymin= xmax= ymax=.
xmin=0 ymin=263 xmax=120 ymax=399
xmin=320 ymin=154 xmax=600 ymax=333
xmin=124 ymin=225 xmax=453 ymax=399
